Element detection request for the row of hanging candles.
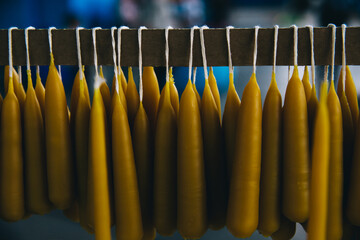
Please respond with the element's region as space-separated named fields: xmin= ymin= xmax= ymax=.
xmin=0 ymin=23 xmax=359 ymax=240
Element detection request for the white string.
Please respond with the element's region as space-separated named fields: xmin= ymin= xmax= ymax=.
xmin=36 ymin=66 xmax=40 ymax=76
xmin=342 ymin=24 xmax=346 ymax=89
xmin=117 ymin=26 xmax=129 ymax=76
xmin=328 ymin=24 xmax=336 ymax=82
xmin=226 ymin=26 xmax=234 ymax=74
xmin=199 ymin=25 xmax=209 ymax=80
xmin=253 ymin=26 xmax=260 ymax=74
xmin=188 ymin=26 xmax=199 ymax=82
xmin=288 ymin=66 xmax=291 ymax=81
xmin=58 ymin=65 xmax=62 ymax=79
xmin=138 ymin=26 xmax=147 ymax=102
xmin=25 ymin=26 xmax=35 ymax=72
xmin=111 ymin=26 xmax=119 ymax=93
xmin=273 ymin=25 xmax=279 ymax=73
xmin=76 ymin=27 xmax=84 ymax=80
xmin=291 ymin=25 xmax=298 ymax=66
xmin=165 ymin=26 xmax=173 ymax=82
xmin=193 ymin=67 xmax=197 ymax=84
xmin=324 ymin=65 xmax=329 ymax=83
xmin=92 ymin=27 xmax=101 ymax=78
xmin=8 ymin=27 xmax=17 ymax=79
xmin=48 ymin=27 xmax=56 ymax=56
xmin=18 ymin=66 xmax=22 ymax=83
xmin=306 ymin=25 xmax=316 ymax=85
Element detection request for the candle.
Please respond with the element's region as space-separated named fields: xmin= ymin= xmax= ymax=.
xmin=282 ymin=66 xmax=310 ymax=223
xmin=89 ymin=87 xmax=112 ymax=240
xmin=45 ymin=60 xmax=74 ymax=210
xmin=24 ymin=70 xmax=52 ymax=215
xmin=208 ymin=67 xmax=221 ymax=120
xmin=142 ymin=66 xmax=160 ymax=131
xmin=223 ymin=72 xmax=240 ymax=181
xmin=110 ymin=67 xmax=127 ymax=113
xmin=258 ymin=71 xmax=282 ymax=236
xmin=133 ymin=102 xmax=156 ymax=239
xmin=4 ymin=66 xmax=26 ymax=114
xmin=201 ymin=77 xmax=227 ymax=230
xmin=327 ymin=80 xmax=343 ymax=239
xmin=70 ymin=69 xmax=92 ymax=231
xmin=154 ymin=81 xmax=177 ymax=236
xmin=343 ymin=66 xmax=359 ymax=129
xmin=35 ymin=70 xmax=46 ymax=119
xmin=112 ymin=91 xmax=143 ymax=240
xmin=0 ymin=75 xmax=25 ymax=221
xmin=177 ymin=80 xmax=207 ymax=238
xmin=126 ymin=67 xmax=140 ymax=132
xmin=307 ymin=85 xmax=318 ymax=156
xmin=227 ymin=72 xmax=262 ymax=238
xmin=307 ymin=81 xmax=330 ymax=240
xmin=302 ymin=66 xmax=311 ymax=101
xmin=169 ymin=68 xmax=179 ymax=116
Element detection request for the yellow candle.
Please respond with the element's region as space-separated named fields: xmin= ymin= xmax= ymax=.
xmin=24 ymin=70 xmax=52 ymax=215
xmin=227 ymin=73 xmax=262 ymax=238
xmin=208 ymin=67 xmax=221 ymax=119
xmin=70 ymin=69 xmax=92 ymax=231
xmin=142 ymin=66 xmax=160 ymax=131
xmin=222 ymin=72 xmax=240 ymax=180
xmin=307 ymin=85 xmax=318 ymax=155
xmin=132 ymin=102 xmax=156 ymax=239
xmin=45 ymin=59 xmax=74 ymax=209
xmin=177 ymin=80 xmax=207 ymax=238
xmin=327 ymin=80 xmax=343 ymax=240
xmin=258 ymin=71 xmax=282 ymax=236
xmin=4 ymin=66 xmax=26 ymax=114
xmin=282 ymin=66 xmax=310 ymax=223
xmin=112 ymin=92 xmax=143 ymax=240
xmin=0 ymin=75 xmax=24 ymax=221
xmin=343 ymin=66 xmax=359 ymax=128
xmin=35 ymin=70 xmax=45 ymax=119
xmin=307 ymin=81 xmax=330 ymax=240
xmin=110 ymin=67 xmax=127 ymax=113
xmin=302 ymin=66 xmax=311 ymax=101
xmin=201 ymin=78 xmax=227 ymax=230
xmin=89 ymin=87 xmax=112 ymax=240
xmin=154 ymin=81 xmax=177 ymax=236
xmin=169 ymin=68 xmax=179 ymax=116
xmin=126 ymin=67 xmax=140 ymax=131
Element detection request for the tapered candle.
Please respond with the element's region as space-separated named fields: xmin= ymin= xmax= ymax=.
xmin=126 ymin=67 xmax=140 ymax=131
xmin=208 ymin=67 xmax=221 ymax=120
xmin=302 ymin=66 xmax=311 ymax=101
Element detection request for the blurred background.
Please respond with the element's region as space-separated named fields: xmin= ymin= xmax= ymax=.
xmin=1 ymin=0 xmax=360 ymax=239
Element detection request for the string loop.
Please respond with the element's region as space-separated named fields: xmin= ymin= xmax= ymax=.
xmin=199 ymin=25 xmax=209 ymax=79
xmin=76 ymin=27 xmax=84 ymax=80
xmin=111 ymin=26 xmax=119 ymax=93
xmin=138 ymin=26 xmax=147 ymax=102
xmin=226 ymin=26 xmax=234 ymax=74
xmin=273 ymin=25 xmax=279 ymax=73
xmin=25 ymin=26 xmax=35 ymax=72
xmin=306 ymin=25 xmax=316 ymax=85
xmin=328 ymin=24 xmax=336 ymax=82
xmin=253 ymin=26 xmax=260 ymax=74
xmin=342 ymin=24 xmax=346 ymax=88
xmin=291 ymin=25 xmax=298 ymax=66
xmin=165 ymin=26 xmax=173 ymax=82
xmin=117 ymin=26 xmax=129 ymax=76
xmin=188 ymin=26 xmax=199 ymax=82
xmin=8 ymin=27 xmax=18 ymax=79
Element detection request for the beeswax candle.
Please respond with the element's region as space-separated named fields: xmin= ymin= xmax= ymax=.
xmin=35 ymin=70 xmax=45 ymax=119
xmin=112 ymin=92 xmax=144 ymax=240
xmin=222 ymin=72 xmax=240 ymax=180
xmin=45 ymin=59 xmax=74 ymax=209
xmin=201 ymin=78 xmax=227 ymax=230
xmin=24 ymin=70 xmax=52 ymax=215
xmin=307 ymin=82 xmax=330 ymax=240
xmin=177 ymin=80 xmax=207 ymax=238
xmin=258 ymin=72 xmax=282 ymax=236
xmin=142 ymin=66 xmax=160 ymax=131
xmin=133 ymin=102 xmax=156 ymax=239
xmin=302 ymin=66 xmax=311 ymax=101
xmin=4 ymin=66 xmax=26 ymax=114
xmin=282 ymin=66 xmax=310 ymax=223
xmin=89 ymin=87 xmax=112 ymax=240
xmin=343 ymin=66 xmax=359 ymax=128
xmin=227 ymin=73 xmax=262 ymax=238
xmin=154 ymin=81 xmax=177 ymax=236
xmin=0 ymin=76 xmax=25 ymax=221
xmin=126 ymin=67 xmax=140 ymax=131
xmin=326 ymin=80 xmax=343 ymax=239
xmin=208 ymin=67 xmax=221 ymax=119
